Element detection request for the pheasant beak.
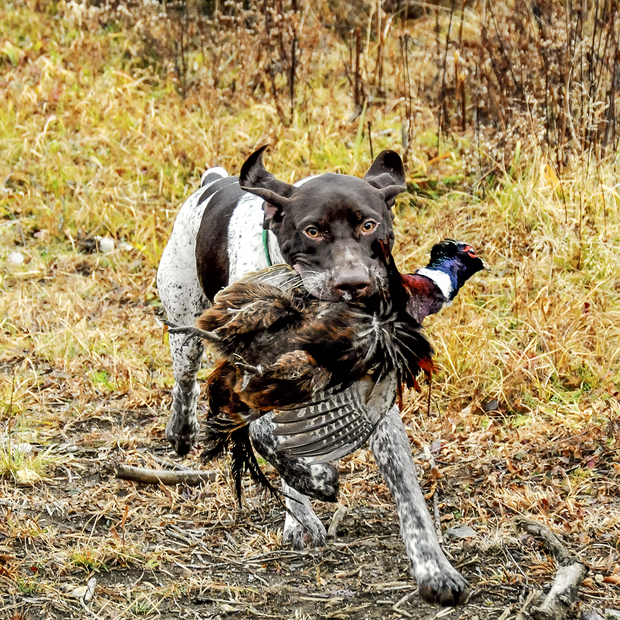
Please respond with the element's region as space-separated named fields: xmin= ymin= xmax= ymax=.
xmin=482 ymin=260 xmax=492 ymax=272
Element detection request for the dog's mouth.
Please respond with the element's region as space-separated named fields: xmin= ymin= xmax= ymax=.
xmin=294 ymin=262 xmax=384 ymax=302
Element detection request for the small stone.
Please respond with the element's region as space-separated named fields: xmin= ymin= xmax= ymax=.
xmin=7 ymin=251 xmax=24 ymax=265
xmin=483 ymin=398 xmax=499 ymax=412
xmin=94 ymin=236 xmax=115 ymax=253
xmin=15 ymin=468 xmax=41 ymax=486
xmin=446 ymin=525 xmax=476 ymax=539
xmin=118 ymin=242 xmax=133 ymax=251
xmin=84 ymin=577 xmax=96 ymax=602
xmin=14 ymin=443 xmax=34 ymax=455
xmin=70 ymin=585 xmax=89 ymax=599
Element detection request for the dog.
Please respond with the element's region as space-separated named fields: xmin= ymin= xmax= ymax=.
xmin=157 ymin=146 xmax=469 ymax=606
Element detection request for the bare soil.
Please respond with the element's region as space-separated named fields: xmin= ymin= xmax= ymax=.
xmin=1 ymin=397 xmax=618 ymax=619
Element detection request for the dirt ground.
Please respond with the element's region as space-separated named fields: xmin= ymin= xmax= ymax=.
xmin=2 ymin=1 xmax=620 ymax=618
xmin=1 ymin=397 xmax=619 ymax=620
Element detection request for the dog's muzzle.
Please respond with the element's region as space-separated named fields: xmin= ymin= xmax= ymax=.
xmin=331 ymin=268 xmax=372 ymax=300
xmin=295 ymin=263 xmax=383 ymax=302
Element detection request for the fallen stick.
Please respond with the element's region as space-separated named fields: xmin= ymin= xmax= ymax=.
xmin=515 ymin=518 xmax=587 ymax=620
xmin=516 ymin=588 xmax=543 ymax=620
xmin=327 ymin=505 xmax=348 ymax=539
xmin=116 ymin=464 xmax=217 ymax=486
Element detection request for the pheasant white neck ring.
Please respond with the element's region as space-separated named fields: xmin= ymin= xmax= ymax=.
xmin=416 ymin=268 xmax=454 ymax=300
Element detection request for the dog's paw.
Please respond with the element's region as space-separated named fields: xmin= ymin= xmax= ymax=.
xmin=417 ymin=568 xmax=469 ymax=607
xmin=165 ymin=410 xmax=199 ymax=457
xmin=166 ymin=384 xmax=200 ymax=456
xmin=165 ymin=420 xmax=197 ymax=456
xmin=283 ymin=514 xmax=327 ymax=550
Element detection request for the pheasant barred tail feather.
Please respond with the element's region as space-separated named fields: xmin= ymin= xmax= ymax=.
xmin=273 ymin=374 xmax=397 ymax=463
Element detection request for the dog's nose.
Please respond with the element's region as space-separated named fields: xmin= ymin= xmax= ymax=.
xmin=333 ymin=272 xmax=372 ymax=299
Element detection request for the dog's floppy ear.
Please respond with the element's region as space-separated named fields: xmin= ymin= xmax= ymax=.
xmin=364 ymin=150 xmax=407 ymax=207
xmin=240 ymin=145 xmax=295 ymax=225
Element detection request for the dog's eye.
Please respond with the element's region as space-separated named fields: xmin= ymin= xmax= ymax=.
xmin=305 ymin=226 xmax=320 ymax=239
xmin=361 ymin=220 xmax=377 ymax=234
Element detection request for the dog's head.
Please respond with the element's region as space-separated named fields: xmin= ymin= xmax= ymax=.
xmin=240 ymin=146 xmax=407 ymax=302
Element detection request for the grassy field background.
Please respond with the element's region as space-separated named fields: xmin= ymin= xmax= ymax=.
xmin=1 ymin=0 xmax=619 ymax=618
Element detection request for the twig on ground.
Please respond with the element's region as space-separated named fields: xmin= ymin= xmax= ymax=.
xmin=516 ymin=589 xmax=542 ymax=620
xmin=116 ymin=464 xmax=217 ymax=486
xmin=433 ymin=493 xmax=443 ymax=544
xmin=393 ymin=590 xmax=416 ymax=617
xmin=327 ymin=505 xmax=348 ymax=539
xmin=515 ymin=518 xmax=587 ymax=620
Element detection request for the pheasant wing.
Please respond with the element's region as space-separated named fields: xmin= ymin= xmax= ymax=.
xmin=236 ymin=263 xmax=306 ymax=295
xmin=272 ymin=373 xmax=398 ymax=463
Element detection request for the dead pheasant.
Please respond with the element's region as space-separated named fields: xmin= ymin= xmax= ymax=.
xmin=165 ymin=240 xmax=486 ymax=495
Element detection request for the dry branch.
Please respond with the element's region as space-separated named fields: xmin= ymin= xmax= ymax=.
xmin=515 ymin=518 xmax=587 ymax=620
xmin=327 ymin=505 xmax=348 ymax=539
xmin=116 ymin=464 xmax=217 ymax=486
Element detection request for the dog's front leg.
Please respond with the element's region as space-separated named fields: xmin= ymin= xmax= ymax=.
xmin=369 ymin=406 xmax=469 ymax=606
xmin=250 ymin=414 xmax=338 ymax=548
xmin=281 ymin=481 xmax=327 ymax=549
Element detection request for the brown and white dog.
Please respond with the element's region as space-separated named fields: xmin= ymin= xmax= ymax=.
xmin=157 ymin=147 xmax=469 ymax=606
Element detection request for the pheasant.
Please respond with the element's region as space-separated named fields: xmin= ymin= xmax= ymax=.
xmin=165 ymin=239 xmax=486 ymax=495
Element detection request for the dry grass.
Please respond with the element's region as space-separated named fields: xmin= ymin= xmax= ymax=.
xmin=1 ymin=1 xmax=619 ymax=618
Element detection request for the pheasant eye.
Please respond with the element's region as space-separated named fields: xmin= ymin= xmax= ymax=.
xmin=464 ymin=245 xmax=477 ymax=257
xmin=305 ymin=226 xmax=320 ymax=239
xmin=361 ymin=220 xmax=377 ymax=234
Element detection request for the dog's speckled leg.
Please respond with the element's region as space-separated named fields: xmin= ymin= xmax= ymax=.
xmin=369 ymin=406 xmax=469 ymax=606
xmin=157 ymin=258 xmax=209 ymax=456
xmin=165 ymin=332 xmax=204 ymax=456
xmin=250 ymin=414 xmax=335 ymax=548
xmin=281 ymin=481 xmax=327 ymax=549
xmin=157 ymin=179 xmax=221 ymax=455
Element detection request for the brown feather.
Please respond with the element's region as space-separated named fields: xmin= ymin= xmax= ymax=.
xmin=184 ymin=263 xmax=434 ymax=499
